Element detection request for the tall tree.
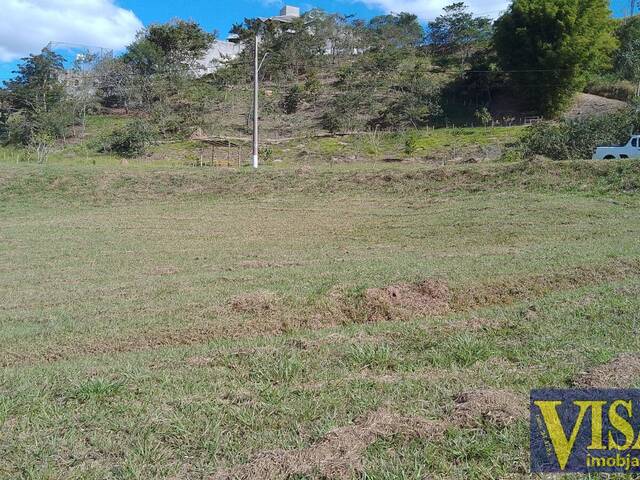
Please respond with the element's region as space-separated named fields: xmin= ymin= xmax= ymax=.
xmin=494 ymin=0 xmax=617 ymax=115
xmin=1 ymin=48 xmax=73 ymax=148
xmin=428 ymin=2 xmax=493 ymax=62
xmin=614 ymin=16 xmax=640 ymax=82
xmin=367 ymin=13 xmax=425 ymax=50
xmin=3 ymin=48 xmax=65 ymax=113
xmin=123 ymin=20 xmax=215 ymax=75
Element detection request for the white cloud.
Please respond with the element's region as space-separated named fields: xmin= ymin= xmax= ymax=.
xmin=358 ymin=0 xmax=510 ymax=20
xmin=0 ymin=0 xmax=143 ymax=62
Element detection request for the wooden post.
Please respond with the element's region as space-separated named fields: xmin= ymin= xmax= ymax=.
xmin=237 ymin=146 xmax=241 ymax=168
xmin=211 ymin=145 xmax=214 ymax=166
xmin=227 ymin=140 xmax=231 ymax=167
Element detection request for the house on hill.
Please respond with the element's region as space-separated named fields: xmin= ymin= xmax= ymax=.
xmin=196 ymin=40 xmax=243 ymax=75
xmin=197 ymin=5 xmax=301 ymax=75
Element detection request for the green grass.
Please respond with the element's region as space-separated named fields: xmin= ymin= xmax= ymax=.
xmin=0 ymin=118 xmax=525 ymax=169
xmin=0 ymin=158 xmax=639 ymax=478
xmin=270 ymin=126 xmax=524 ymax=165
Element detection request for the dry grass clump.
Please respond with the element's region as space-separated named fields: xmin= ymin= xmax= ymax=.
xmin=229 ymin=291 xmax=280 ymax=315
xmin=573 ymin=354 xmax=640 ymax=388
xmin=212 ymin=409 xmax=443 ymax=480
xmin=452 ymin=260 xmax=640 ymax=310
xmin=363 ymin=279 xmax=451 ymax=322
xmin=454 ymin=389 xmax=527 ymax=428
xmin=323 ymin=279 xmax=451 ymax=324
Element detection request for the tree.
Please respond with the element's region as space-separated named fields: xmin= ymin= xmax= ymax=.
xmin=4 ymin=48 xmax=65 ymax=114
xmin=230 ymin=12 xmax=333 ymax=82
xmin=367 ymin=13 xmax=424 ymax=50
xmin=94 ymin=58 xmax=141 ymax=111
xmin=305 ymin=10 xmax=361 ymax=62
xmin=103 ymin=20 xmax=217 ymax=136
xmin=374 ymin=57 xmax=443 ymax=129
xmin=494 ymin=0 xmax=618 ymax=116
xmin=123 ymin=20 xmax=215 ymax=75
xmin=474 ymin=106 xmax=493 ymax=128
xmin=428 ymin=2 xmax=493 ymax=63
xmin=615 ymin=16 xmax=640 ymax=83
xmin=1 ymin=48 xmax=74 ymax=146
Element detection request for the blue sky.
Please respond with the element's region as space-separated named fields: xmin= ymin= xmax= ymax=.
xmin=0 ymin=0 xmax=631 ymax=81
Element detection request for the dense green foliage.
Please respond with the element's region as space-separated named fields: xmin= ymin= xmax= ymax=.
xmin=0 ymin=1 xmax=637 ymax=160
xmin=428 ymin=3 xmax=493 ymax=63
xmin=123 ymin=20 xmax=215 ymax=75
xmin=614 ymin=16 xmax=640 ymax=84
xmin=494 ymin=0 xmax=618 ymax=115
xmin=95 ymin=119 xmax=154 ymax=157
xmin=0 ymin=48 xmax=73 ymax=149
xmin=516 ymin=106 xmax=640 ymax=160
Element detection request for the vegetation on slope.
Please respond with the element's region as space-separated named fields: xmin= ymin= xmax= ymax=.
xmin=1 ymin=1 xmax=636 ymax=165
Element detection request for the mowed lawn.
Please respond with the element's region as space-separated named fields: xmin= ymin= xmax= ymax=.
xmin=0 ymin=161 xmax=639 ymax=479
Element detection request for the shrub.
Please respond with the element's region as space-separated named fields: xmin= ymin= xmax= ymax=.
xmin=282 ymin=85 xmax=304 ymax=114
xmin=321 ymin=111 xmax=343 ymax=133
xmin=404 ymin=133 xmax=419 ymax=155
xmin=517 ymin=108 xmax=640 ymax=160
xmin=585 ymin=76 xmax=637 ymax=102
xmin=98 ymin=120 xmax=154 ymax=158
xmin=474 ymin=107 xmax=493 ymax=128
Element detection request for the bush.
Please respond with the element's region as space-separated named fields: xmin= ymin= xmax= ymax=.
xmin=3 ymin=112 xmax=31 ymax=145
xmin=517 ymin=108 xmax=640 ymax=160
xmin=404 ymin=133 xmax=419 ymax=155
xmin=282 ymin=85 xmax=304 ymax=114
xmin=321 ymin=111 xmax=344 ymax=133
xmin=97 ymin=120 xmax=154 ymax=157
xmin=585 ymin=76 xmax=637 ymax=102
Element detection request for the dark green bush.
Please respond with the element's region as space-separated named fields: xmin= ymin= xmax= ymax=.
xmin=98 ymin=120 xmax=154 ymax=157
xmin=282 ymin=85 xmax=304 ymax=114
xmin=321 ymin=111 xmax=344 ymax=133
xmin=517 ymin=108 xmax=640 ymax=160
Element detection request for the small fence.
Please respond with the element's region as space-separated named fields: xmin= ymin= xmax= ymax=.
xmin=201 ymin=140 xmax=245 ymax=168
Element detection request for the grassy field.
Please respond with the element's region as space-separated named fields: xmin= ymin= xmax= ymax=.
xmin=1 ymin=158 xmax=640 ymax=479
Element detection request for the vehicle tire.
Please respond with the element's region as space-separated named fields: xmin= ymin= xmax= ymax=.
xmin=620 ymin=155 xmax=629 ymax=159
xmin=604 ymin=155 xmax=616 ymax=160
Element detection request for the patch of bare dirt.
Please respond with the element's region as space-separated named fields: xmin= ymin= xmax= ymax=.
xmin=229 ymin=291 xmax=279 ymax=314
xmin=454 ymin=389 xmax=527 ymax=428
xmin=564 ymin=93 xmax=628 ymax=121
xmin=321 ymin=279 xmax=451 ymax=325
xmin=295 ymin=164 xmax=314 ymax=176
xmin=573 ymin=354 xmax=640 ymax=388
xmin=186 ymin=356 xmax=215 ymax=367
xmin=211 ymin=409 xmax=443 ymax=480
xmin=149 ymin=266 xmax=179 ymax=276
xmin=363 ymin=279 xmax=451 ymax=322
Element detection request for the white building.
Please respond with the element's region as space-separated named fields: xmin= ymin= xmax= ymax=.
xmin=197 ymin=6 xmax=302 ymax=75
xmin=196 ymin=40 xmax=243 ymax=75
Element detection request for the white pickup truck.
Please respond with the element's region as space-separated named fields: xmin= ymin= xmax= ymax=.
xmin=592 ymin=135 xmax=640 ymax=160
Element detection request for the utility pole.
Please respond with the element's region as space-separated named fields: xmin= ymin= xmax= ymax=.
xmin=252 ymin=32 xmax=259 ymax=169
xmin=249 ymin=9 xmax=297 ymax=169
